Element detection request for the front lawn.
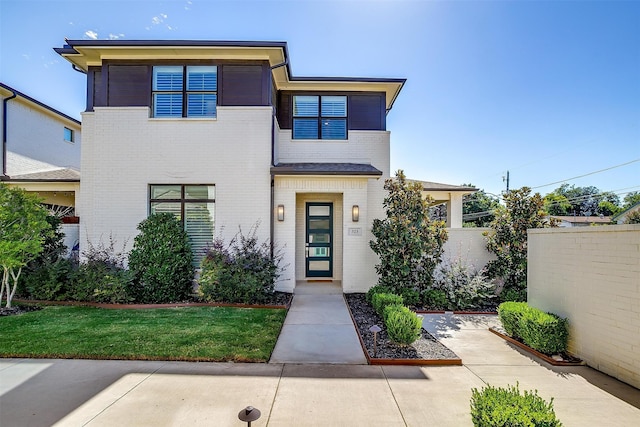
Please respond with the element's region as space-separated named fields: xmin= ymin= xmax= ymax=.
xmin=0 ymin=305 xmax=286 ymax=362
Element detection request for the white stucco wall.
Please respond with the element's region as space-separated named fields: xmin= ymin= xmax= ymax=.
xmin=528 ymin=225 xmax=640 ymax=389
xmin=442 ymin=228 xmax=494 ymax=271
xmin=79 ymin=106 xmax=272 ymax=258
xmin=2 ymin=94 xmax=81 ymax=174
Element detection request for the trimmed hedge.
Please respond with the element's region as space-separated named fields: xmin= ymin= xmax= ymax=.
xmin=471 ymin=383 xmax=562 ymax=426
xmin=371 ymin=292 xmax=403 ymax=317
xmin=498 ymin=302 xmax=568 ymax=355
xmin=366 ymin=284 xmax=392 ymax=304
xmin=383 ymin=304 xmax=422 ymax=345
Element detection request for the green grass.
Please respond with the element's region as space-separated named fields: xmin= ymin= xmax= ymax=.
xmin=0 ymin=305 xmax=287 ymax=362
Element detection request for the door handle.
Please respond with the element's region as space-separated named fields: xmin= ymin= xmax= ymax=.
xmin=305 ymin=247 xmax=309 ymax=258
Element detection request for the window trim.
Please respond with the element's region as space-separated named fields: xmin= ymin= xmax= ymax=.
xmin=292 ymin=95 xmax=348 ymax=140
xmin=63 ymin=127 xmax=75 ymax=143
xmin=152 ymin=65 xmax=218 ymax=118
xmin=149 ymin=184 xmax=216 ymax=264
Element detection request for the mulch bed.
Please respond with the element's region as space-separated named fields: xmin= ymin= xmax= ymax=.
xmin=345 ymin=294 xmax=460 ymax=365
xmin=0 ymin=305 xmax=43 ymax=316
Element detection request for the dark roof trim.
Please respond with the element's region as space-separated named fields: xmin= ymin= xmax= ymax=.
xmin=5 ymin=178 xmax=80 ymax=183
xmin=271 ymin=162 xmax=383 ymax=176
xmin=55 ymin=40 xmax=405 ymax=112
xmin=0 ymin=83 xmax=81 ymax=126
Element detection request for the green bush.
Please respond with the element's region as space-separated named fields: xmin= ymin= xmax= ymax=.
xmin=498 ymin=302 xmax=568 ymax=355
xmin=471 ymin=383 xmax=562 ymax=426
xmin=198 ymin=224 xmax=283 ymax=304
xmin=21 ymin=258 xmax=75 ymax=301
xmin=366 ymin=284 xmax=392 ymax=304
xmin=500 ymin=286 xmax=527 ymax=303
xmin=69 ymin=236 xmax=133 ymax=304
xmin=128 ymin=213 xmax=194 ymax=303
xmin=398 ymin=287 xmax=420 ymax=306
xmin=371 ymin=292 xmax=403 ymax=317
xmin=421 ymin=288 xmax=448 ymax=308
xmin=520 ymin=310 xmax=568 ymax=355
xmin=498 ymin=302 xmax=531 ymax=337
xmin=384 ymin=304 xmax=422 ymax=345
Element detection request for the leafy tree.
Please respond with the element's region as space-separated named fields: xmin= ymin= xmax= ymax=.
xmin=463 ymin=185 xmax=500 ymax=227
xmin=370 ymin=170 xmax=448 ymax=294
xmin=0 ymin=184 xmax=53 ymax=307
xmin=625 ymin=210 xmax=640 ymax=224
xmin=128 ymin=213 xmax=194 ymax=303
xmin=484 ymin=187 xmax=557 ymax=302
xmin=543 ymin=192 xmax=572 ymax=216
xmin=623 ymin=191 xmax=640 ymax=209
xmin=544 ymin=184 xmax=622 ymax=217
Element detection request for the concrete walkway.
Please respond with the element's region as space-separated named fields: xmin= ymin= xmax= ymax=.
xmin=1 ymin=314 xmax=639 ymax=425
xmin=269 ymin=281 xmax=367 ymax=364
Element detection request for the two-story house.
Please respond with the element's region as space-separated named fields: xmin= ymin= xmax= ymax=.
xmin=1 ymin=83 xmax=81 ymax=254
xmin=55 ymin=40 xmax=404 ymax=293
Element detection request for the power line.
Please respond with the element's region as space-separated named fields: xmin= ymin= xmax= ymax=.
xmin=531 ymin=159 xmax=640 ymax=189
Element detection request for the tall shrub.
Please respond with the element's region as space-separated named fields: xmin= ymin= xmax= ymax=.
xmin=128 ymin=213 xmax=194 ymax=303
xmin=484 ymin=187 xmax=557 ymax=302
xmin=370 ymin=170 xmax=448 ymax=295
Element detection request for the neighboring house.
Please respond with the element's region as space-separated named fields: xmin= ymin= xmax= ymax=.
xmin=611 ymin=202 xmax=640 ymax=224
xmin=1 ymin=83 xmax=81 ymax=254
xmin=55 ymin=40 xmax=405 ymax=293
xmin=551 ymin=215 xmax=611 ymax=227
xmin=1 ymin=82 xmax=81 ymax=216
xmin=410 ymin=180 xmax=477 ymax=228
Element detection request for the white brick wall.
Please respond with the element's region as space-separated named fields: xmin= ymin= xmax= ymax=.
xmin=442 ymin=228 xmax=495 ymax=271
xmin=79 ymin=106 xmax=272 ymax=258
xmin=528 ymin=225 xmax=640 ymax=389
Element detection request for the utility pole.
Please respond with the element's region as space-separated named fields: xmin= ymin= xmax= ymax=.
xmin=503 ymin=170 xmax=510 ymax=192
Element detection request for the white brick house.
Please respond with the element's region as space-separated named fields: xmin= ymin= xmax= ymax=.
xmin=55 ymin=40 xmax=405 ymax=293
xmin=1 ymin=82 xmax=81 ymax=213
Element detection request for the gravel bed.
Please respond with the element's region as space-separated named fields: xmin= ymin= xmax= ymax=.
xmin=345 ymin=294 xmax=458 ymax=360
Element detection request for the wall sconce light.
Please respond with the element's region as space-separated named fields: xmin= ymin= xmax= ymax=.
xmin=352 ymin=205 xmax=359 ymax=222
xmin=277 ymin=205 xmax=285 ymax=221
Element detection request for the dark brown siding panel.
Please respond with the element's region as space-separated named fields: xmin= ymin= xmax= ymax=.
xmin=277 ymin=92 xmax=292 ymax=129
xmin=220 ymin=65 xmax=266 ymax=106
xmin=107 ymin=65 xmax=150 ymax=107
xmin=349 ymin=94 xmax=386 ymax=130
xmin=91 ymin=68 xmax=106 ymax=108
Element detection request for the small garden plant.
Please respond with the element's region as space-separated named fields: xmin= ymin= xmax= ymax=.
xmin=498 ymin=302 xmax=568 ymax=355
xmin=470 ymin=383 xmax=562 ymax=426
xmin=367 ymin=286 xmax=422 ymax=346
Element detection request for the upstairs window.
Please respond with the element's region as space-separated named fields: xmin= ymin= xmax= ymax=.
xmin=293 ymin=95 xmax=347 ymax=139
xmin=63 ymin=127 xmax=74 ymax=143
xmin=152 ymin=66 xmax=217 ymax=118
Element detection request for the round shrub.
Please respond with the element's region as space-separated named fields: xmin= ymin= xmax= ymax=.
xmin=365 ymin=284 xmax=392 ymax=304
xmin=383 ymin=305 xmax=422 ymax=345
xmin=128 ymin=213 xmax=194 ymax=303
xmin=371 ymin=292 xmax=403 ymax=317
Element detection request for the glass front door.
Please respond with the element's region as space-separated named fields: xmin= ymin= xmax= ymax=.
xmin=306 ymin=202 xmax=333 ymax=277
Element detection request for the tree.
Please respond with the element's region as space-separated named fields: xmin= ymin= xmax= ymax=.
xmin=370 ymin=170 xmax=448 ymax=295
xmin=0 ymin=184 xmax=53 ymax=307
xmin=623 ymin=191 xmax=640 ymax=209
xmin=462 ymin=185 xmax=500 ymax=227
xmin=484 ymin=187 xmax=557 ymax=302
xmin=128 ymin=213 xmax=194 ymax=303
xmin=544 ymin=184 xmax=622 ymax=217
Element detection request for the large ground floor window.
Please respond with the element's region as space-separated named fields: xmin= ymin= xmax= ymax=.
xmin=149 ymin=184 xmax=215 ymax=265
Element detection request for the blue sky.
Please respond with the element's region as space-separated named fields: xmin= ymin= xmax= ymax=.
xmin=1 ymin=0 xmax=638 ymax=199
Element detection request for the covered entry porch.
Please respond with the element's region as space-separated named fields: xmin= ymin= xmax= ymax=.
xmin=271 ymin=163 xmax=386 ymax=293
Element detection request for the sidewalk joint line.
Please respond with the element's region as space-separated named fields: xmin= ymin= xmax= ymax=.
xmin=380 ymin=366 xmax=409 ymax=426
xmin=264 ymin=363 xmax=285 ymax=426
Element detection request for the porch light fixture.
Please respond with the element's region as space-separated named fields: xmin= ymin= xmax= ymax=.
xmin=277 ymin=205 xmax=285 ymax=221
xmin=352 ymin=205 xmax=359 ymax=222
xmin=238 ymin=406 xmax=261 ymax=426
